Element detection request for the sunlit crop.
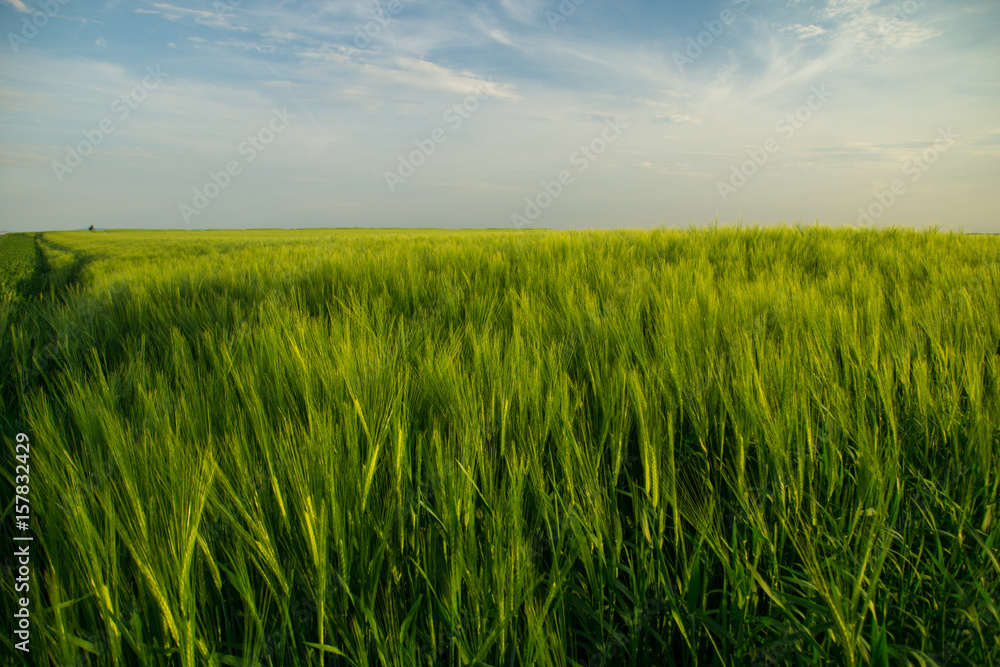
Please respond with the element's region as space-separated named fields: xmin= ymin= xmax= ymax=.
xmin=1 ymin=225 xmax=998 ymax=666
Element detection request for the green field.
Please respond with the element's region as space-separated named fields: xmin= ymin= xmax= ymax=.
xmin=1 ymin=226 xmax=999 ymax=666
xmin=0 ymin=233 xmax=37 ymax=298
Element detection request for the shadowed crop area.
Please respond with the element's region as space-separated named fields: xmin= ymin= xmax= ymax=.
xmin=1 ymin=226 xmax=998 ymax=666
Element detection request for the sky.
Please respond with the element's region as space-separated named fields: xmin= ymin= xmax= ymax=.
xmin=0 ymin=0 xmax=997 ymax=232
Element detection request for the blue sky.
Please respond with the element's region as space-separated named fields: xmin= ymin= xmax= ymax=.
xmin=0 ymin=0 xmax=997 ymax=232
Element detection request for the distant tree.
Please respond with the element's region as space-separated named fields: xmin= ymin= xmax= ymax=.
xmin=89 ymin=225 xmax=95 ymax=231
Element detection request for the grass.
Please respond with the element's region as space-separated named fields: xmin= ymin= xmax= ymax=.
xmin=0 ymin=234 xmax=37 ymax=295
xmin=1 ymin=224 xmax=998 ymax=666
xmin=0 ymin=233 xmax=41 ymax=430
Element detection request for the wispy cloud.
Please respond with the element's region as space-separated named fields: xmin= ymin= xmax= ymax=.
xmin=816 ymin=0 xmax=938 ymax=54
xmin=654 ymin=113 xmax=702 ymax=125
xmin=500 ymin=0 xmax=546 ymax=24
xmin=0 ymin=147 xmax=50 ymax=166
xmin=135 ymin=2 xmax=248 ymax=31
xmin=784 ymin=24 xmax=826 ymax=39
xmin=0 ymin=0 xmax=996 ymax=232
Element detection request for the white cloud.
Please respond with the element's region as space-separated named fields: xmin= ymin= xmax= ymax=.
xmin=213 ymin=39 xmax=277 ymax=54
xmin=784 ymin=24 xmax=826 ymax=39
xmin=303 ymin=53 xmax=522 ymax=101
xmin=0 ymin=0 xmax=995 ymax=232
xmin=500 ymin=0 xmax=546 ymax=24
xmin=2 ymin=0 xmax=30 ymax=13
xmin=822 ymin=0 xmax=878 ymax=19
xmin=488 ymin=29 xmax=514 ymax=46
xmin=469 ymin=11 xmax=515 ymax=46
xmin=0 ymin=86 xmax=45 ymax=111
xmin=654 ymin=113 xmax=702 ymax=124
xmin=135 ymin=2 xmax=248 ymax=31
xmin=0 ymin=147 xmax=50 ymax=166
xmin=819 ymin=0 xmax=937 ymax=53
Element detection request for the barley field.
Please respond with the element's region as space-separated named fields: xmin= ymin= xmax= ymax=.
xmin=1 ymin=225 xmax=998 ymax=666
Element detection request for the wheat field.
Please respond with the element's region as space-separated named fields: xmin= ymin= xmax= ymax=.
xmin=1 ymin=225 xmax=998 ymax=666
